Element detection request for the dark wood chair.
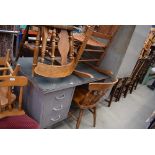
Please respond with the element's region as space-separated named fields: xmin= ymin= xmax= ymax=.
xmin=130 ymin=58 xmax=151 ymax=92
xmin=122 ymin=58 xmax=147 ymax=97
xmin=69 ymin=77 xmax=118 ymax=129
xmin=105 ymin=77 xmax=128 ymax=107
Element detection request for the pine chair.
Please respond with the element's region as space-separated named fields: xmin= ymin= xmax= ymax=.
xmin=73 ymin=25 xmax=120 ymax=66
xmin=0 ymin=49 xmax=20 ymax=76
xmin=0 ymin=52 xmax=39 ymax=128
xmin=15 ymin=25 xmax=95 ymax=78
xmin=69 ymin=76 xmax=118 ymax=129
xmin=0 ymin=76 xmax=39 ymax=129
xmin=0 ymin=50 xmax=20 ymax=108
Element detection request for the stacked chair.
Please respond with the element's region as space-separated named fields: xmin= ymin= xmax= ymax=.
xmin=15 ymin=25 xmax=96 ymax=78
xmin=0 ymin=50 xmax=39 ymax=129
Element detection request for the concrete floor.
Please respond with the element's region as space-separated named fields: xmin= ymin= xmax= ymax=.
xmin=55 ymin=83 xmax=155 ymax=129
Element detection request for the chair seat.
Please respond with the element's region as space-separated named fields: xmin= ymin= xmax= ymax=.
xmin=0 ymin=114 xmax=40 ymax=129
xmin=73 ymin=33 xmax=106 ymax=48
xmin=73 ymin=87 xmax=88 ymax=104
xmin=73 ymin=87 xmax=96 ymax=109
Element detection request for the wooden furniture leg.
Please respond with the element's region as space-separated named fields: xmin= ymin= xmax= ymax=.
xmin=93 ymin=107 xmax=96 ymax=127
xmin=32 ymin=27 xmax=41 ymax=76
xmin=15 ymin=25 xmax=30 ymax=62
xmin=76 ymin=109 xmax=84 ymax=129
xmin=124 ymin=86 xmax=129 ymax=98
xmin=130 ymin=82 xmax=136 ymax=94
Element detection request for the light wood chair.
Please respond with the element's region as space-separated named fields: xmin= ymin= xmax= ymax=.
xmin=15 ymin=25 xmax=95 ymax=78
xmin=0 ymin=50 xmax=39 ymax=128
xmin=0 ymin=75 xmax=40 ymax=129
xmin=69 ymin=76 xmax=118 ymax=129
xmin=0 ymin=49 xmax=20 ymax=76
xmin=73 ymin=25 xmax=120 ymax=66
xmin=0 ymin=76 xmax=28 ymax=119
xmin=0 ymin=50 xmax=21 ymax=112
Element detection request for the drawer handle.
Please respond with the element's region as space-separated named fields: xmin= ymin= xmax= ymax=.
xmin=55 ymin=94 xmax=65 ymax=100
xmin=53 ymin=105 xmax=63 ymax=111
xmin=50 ymin=115 xmax=61 ymax=122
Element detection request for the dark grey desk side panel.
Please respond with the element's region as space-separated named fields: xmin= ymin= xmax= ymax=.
xmin=23 ymin=81 xmax=44 ymax=123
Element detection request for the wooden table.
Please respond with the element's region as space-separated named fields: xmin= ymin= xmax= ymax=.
xmin=18 ymin=58 xmax=109 ymax=128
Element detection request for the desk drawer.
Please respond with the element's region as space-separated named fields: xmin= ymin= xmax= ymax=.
xmin=42 ymin=105 xmax=70 ymax=127
xmin=43 ymin=88 xmax=74 ymax=115
xmin=41 ymin=88 xmax=75 ymax=128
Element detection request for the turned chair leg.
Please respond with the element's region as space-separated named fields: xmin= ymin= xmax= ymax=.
xmin=76 ymin=109 xmax=84 ymax=129
xmin=93 ymin=107 xmax=96 ymax=127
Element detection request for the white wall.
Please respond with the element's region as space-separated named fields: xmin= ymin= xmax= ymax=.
xmin=117 ymin=25 xmax=151 ymax=77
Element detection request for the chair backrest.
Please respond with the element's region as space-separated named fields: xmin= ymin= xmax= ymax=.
xmin=0 ymin=76 xmax=28 ymax=116
xmin=131 ymin=58 xmax=150 ymax=81
xmin=80 ymin=78 xmax=118 ymax=107
xmin=73 ymin=25 xmax=120 ymax=67
xmin=33 ymin=25 xmax=95 ymax=78
xmin=0 ymin=49 xmax=20 ymax=76
xmin=93 ymin=25 xmax=119 ymax=40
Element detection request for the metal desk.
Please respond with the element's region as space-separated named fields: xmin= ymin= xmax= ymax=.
xmin=18 ymin=58 xmax=108 ymax=128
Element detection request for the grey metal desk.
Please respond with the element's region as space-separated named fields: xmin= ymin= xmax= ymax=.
xmin=18 ymin=58 xmax=108 ymax=128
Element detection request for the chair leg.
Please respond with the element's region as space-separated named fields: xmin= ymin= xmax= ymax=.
xmin=115 ymin=89 xmax=121 ymax=102
xmin=93 ymin=107 xmax=96 ymax=127
xmin=117 ymin=87 xmax=124 ymax=101
xmin=134 ymin=80 xmax=139 ymax=90
xmin=124 ymin=86 xmax=129 ymax=98
xmin=130 ymin=83 xmax=135 ymax=94
xmin=76 ymin=109 xmax=84 ymax=129
xmin=107 ymin=95 xmax=114 ymax=107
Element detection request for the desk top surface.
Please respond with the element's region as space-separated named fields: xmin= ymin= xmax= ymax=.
xmin=18 ymin=58 xmax=109 ymax=94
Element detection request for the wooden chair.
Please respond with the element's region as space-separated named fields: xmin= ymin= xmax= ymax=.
xmin=0 ymin=76 xmax=39 ymax=129
xmin=69 ymin=76 xmax=118 ymax=129
xmin=0 ymin=49 xmax=20 ymax=76
xmin=139 ymin=30 xmax=155 ymax=58
xmin=105 ymin=77 xmax=128 ymax=107
xmin=0 ymin=76 xmax=27 ymax=118
xmin=73 ymin=25 xmax=120 ymax=66
xmin=0 ymin=51 xmax=27 ymax=118
xmin=0 ymin=50 xmax=21 ymax=109
xmin=0 ymin=52 xmax=39 ymax=128
xmin=122 ymin=58 xmax=147 ymax=97
xmin=131 ymin=58 xmax=151 ymax=91
xmin=15 ymin=25 xmax=95 ymax=78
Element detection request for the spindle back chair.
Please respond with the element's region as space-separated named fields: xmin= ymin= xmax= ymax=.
xmin=0 ymin=76 xmax=28 ymax=119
